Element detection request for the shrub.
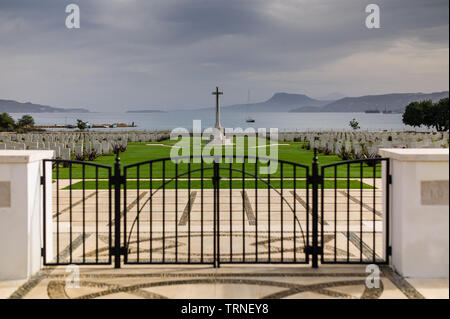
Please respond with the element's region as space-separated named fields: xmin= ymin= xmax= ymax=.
xmin=305 ymin=141 xmax=311 ymax=150
xmin=112 ymin=143 xmax=127 ymax=154
xmin=74 ymin=153 xmax=86 ymax=161
xmin=365 ymin=155 xmax=381 ymax=167
xmin=349 ymin=118 xmax=360 ymax=130
xmin=338 ymin=144 xmax=352 ymax=160
xmin=85 ymin=149 xmax=99 ymax=161
xmin=323 ymin=148 xmax=332 ymax=155
xmin=76 ymin=119 xmax=88 ymax=131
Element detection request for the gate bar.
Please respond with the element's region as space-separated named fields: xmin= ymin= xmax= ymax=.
xmin=113 ymin=152 xmax=122 ymax=268
xmin=311 ymin=149 xmax=319 ymax=268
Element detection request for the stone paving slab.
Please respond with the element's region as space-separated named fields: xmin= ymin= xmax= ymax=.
xmin=0 ymin=279 xmax=27 ymax=299
xmin=47 ymin=186 xmax=386 ymax=265
xmin=38 ymin=182 xmax=391 ymax=292
xmin=5 ymin=265 xmax=448 ymax=299
xmin=405 ymin=278 xmax=449 ymax=299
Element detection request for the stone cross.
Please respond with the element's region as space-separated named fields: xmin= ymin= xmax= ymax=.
xmin=212 ymin=86 xmax=223 ymax=131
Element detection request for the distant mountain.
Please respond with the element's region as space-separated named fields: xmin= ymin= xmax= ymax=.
xmin=0 ymin=99 xmax=89 ymax=113
xmin=290 ymin=91 xmax=449 ymax=113
xmin=223 ymin=93 xmax=330 ymax=113
xmin=126 ymin=109 xmax=166 ymax=113
xmin=315 ymin=92 xmax=346 ymax=101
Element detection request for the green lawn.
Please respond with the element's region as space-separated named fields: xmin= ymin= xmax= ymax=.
xmin=53 ymin=138 xmax=382 ymax=181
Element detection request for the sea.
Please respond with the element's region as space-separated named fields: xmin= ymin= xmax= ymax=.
xmin=9 ymin=110 xmax=420 ymax=132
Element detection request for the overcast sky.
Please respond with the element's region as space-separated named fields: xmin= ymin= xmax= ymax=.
xmin=0 ymin=0 xmax=448 ymax=111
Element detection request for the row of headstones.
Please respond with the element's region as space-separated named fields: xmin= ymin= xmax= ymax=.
xmin=277 ymin=131 xmax=448 ymax=143
xmin=0 ymin=132 xmax=170 ymax=159
xmin=0 ymin=132 xmax=169 ymax=143
xmin=276 ymin=131 xmax=449 ymax=158
xmin=0 ymin=141 xmax=72 ymax=160
xmin=2 ymin=130 xmax=447 ymax=160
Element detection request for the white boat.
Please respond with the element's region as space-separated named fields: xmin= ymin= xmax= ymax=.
xmin=244 ymin=89 xmax=255 ymax=123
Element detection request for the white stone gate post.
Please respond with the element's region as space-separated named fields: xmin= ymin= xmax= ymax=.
xmin=380 ymin=149 xmax=449 ymax=278
xmin=0 ymin=150 xmax=54 ymax=280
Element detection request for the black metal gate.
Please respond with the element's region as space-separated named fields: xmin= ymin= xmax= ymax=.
xmin=42 ymin=159 xmax=112 ymax=266
xmin=41 ymin=151 xmax=390 ymax=268
xmin=120 ymin=155 xmax=310 ymax=267
xmin=319 ymin=158 xmax=390 ymax=264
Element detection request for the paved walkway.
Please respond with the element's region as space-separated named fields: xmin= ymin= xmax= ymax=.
xmin=48 ymin=186 xmax=385 ymax=264
xmin=3 ymin=180 xmax=441 ymax=299
xmin=2 ymin=265 xmax=448 ymax=299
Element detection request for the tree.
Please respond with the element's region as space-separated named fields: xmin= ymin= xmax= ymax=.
xmin=17 ymin=114 xmax=35 ymax=128
xmin=0 ymin=112 xmax=16 ymax=131
xmin=436 ymin=98 xmax=450 ymax=131
xmin=349 ymin=118 xmax=360 ymax=130
xmin=425 ymin=98 xmax=449 ymax=132
xmin=402 ymin=101 xmax=425 ymax=128
xmin=76 ymin=119 xmax=87 ymax=131
xmin=421 ymin=100 xmax=435 ymax=130
xmin=403 ymin=98 xmax=449 ymax=131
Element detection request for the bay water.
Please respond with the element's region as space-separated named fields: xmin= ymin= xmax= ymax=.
xmin=10 ymin=110 xmax=418 ymax=132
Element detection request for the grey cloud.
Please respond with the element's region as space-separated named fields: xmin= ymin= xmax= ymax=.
xmin=0 ymin=0 xmax=448 ymax=110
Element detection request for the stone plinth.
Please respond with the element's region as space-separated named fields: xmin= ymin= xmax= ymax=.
xmin=379 ymin=148 xmax=449 ymax=279
xmin=0 ymin=150 xmax=54 ymax=280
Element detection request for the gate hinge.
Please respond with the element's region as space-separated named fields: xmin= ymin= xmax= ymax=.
xmin=41 ymin=247 xmax=44 ymax=257
xmin=40 ymin=176 xmax=45 ymax=185
xmin=110 ymin=246 xmax=127 ymax=256
xmin=387 ymin=174 xmax=392 ymax=185
xmin=307 ymin=175 xmax=324 ymax=185
xmin=304 ymin=246 xmax=323 ymax=255
xmin=387 ymin=246 xmax=392 ymax=256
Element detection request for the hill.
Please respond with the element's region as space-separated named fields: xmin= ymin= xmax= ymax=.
xmin=223 ymin=93 xmax=330 ymax=113
xmin=0 ymin=99 xmax=90 ymax=113
xmin=289 ymin=91 xmax=449 ymax=113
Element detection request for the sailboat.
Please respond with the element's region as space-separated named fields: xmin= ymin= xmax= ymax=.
xmin=382 ymin=106 xmax=392 ymax=114
xmin=245 ymin=89 xmax=256 ymax=123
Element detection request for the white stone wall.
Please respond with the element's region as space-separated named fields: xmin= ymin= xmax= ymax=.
xmin=0 ymin=150 xmax=54 ymax=280
xmin=380 ymin=149 xmax=449 ymax=279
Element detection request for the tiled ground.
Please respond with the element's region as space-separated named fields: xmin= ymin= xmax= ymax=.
xmin=46 ymin=180 xmax=385 ymax=264
xmin=7 ymin=178 xmax=443 ymax=299
xmin=6 ymin=265 xmax=448 ymax=299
